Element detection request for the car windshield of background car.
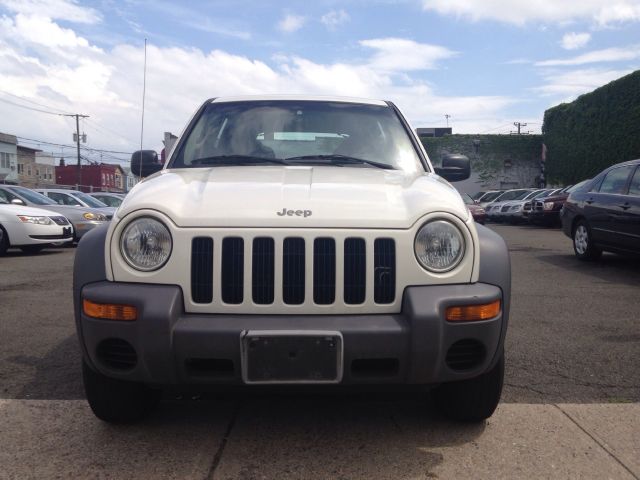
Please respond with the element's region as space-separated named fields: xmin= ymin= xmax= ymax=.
xmin=10 ymin=187 xmax=57 ymax=206
xmin=74 ymin=193 xmax=108 ymax=208
xmin=172 ymin=101 xmax=423 ymax=173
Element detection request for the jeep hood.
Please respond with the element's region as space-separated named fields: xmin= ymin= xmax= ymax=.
xmin=117 ymin=166 xmax=469 ymax=229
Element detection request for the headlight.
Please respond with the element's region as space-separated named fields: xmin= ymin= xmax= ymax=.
xmin=83 ymin=212 xmax=106 ymax=221
xmin=18 ymin=215 xmax=52 ymax=225
xmin=543 ymin=202 xmax=555 ymax=210
xmin=414 ymin=220 xmax=465 ymax=273
xmin=120 ymin=217 xmax=172 ymax=271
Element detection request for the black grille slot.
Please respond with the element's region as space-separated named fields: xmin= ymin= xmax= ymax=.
xmin=221 ymin=237 xmax=244 ymax=304
xmin=50 ymin=216 xmax=69 ymax=225
xmin=185 ymin=358 xmax=234 ymax=378
xmin=313 ymin=238 xmax=336 ymax=305
xmin=374 ymin=238 xmax=395 ymax=304
xmin=96 ymin=338 xmax=137 ymax=371
xmin=283 ymin=237 xmax=305 ymax=305
xmin=191 ymin=237 xmax=213 ymax=303
xmin=252 ymin=237 xmax=275 ymax=304
xmin=344 ymin=238 xmax=366 ymax=304
xmin=446 ymin=339 xmax=486 ymax=371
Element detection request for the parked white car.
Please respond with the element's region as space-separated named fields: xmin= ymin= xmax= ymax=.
xmin=0 ymin=200 xmax=73 ymax=255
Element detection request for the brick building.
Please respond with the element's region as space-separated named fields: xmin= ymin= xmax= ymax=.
xmin=55 ymin=163 xmax=126 ymax=192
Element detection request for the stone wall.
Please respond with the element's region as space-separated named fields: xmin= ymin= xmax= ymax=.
xmin=420 ymin=134 xmax=544 ymax=195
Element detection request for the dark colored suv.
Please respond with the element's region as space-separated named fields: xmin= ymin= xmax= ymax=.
xmin=562 ymin=159 xmax=640 ymax=259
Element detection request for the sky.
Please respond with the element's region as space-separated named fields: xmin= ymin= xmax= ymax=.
xmin=0 ymin=0 xmax=639 ymax=166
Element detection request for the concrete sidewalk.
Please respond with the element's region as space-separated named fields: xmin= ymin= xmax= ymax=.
xmin=1 ymin=400 xmax=638 ymax=479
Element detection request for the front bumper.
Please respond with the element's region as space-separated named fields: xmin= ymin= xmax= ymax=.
xmin=78 ymin=282 xmax=506 ymax=387
xmin=73 ymin=220 xmax=107 ymax=240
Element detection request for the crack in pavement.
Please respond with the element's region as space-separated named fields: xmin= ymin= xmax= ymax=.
xmin=206 ymin=401 xmax=242 ymax=480
xmin=554 ymin=405 xmax=639 ymax=480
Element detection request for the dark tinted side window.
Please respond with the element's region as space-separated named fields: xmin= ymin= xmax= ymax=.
xmin=628 ymin=167 xmax=640 ymax=197
xmin=598 ymin=166 xmax=634 ymax=194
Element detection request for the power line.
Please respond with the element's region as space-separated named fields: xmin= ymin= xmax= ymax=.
xmin=0 ymin=90 xmax=73 ymax=115
xmin=16 ymin=136 xmax=134 ymax=155
xmin=0 ymin=97 xmax=67 ymax=116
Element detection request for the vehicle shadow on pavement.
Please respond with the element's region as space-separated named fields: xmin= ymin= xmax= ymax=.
xmin=9 ymin=335 xmax=84 ymax=400
xmin=150 ymin=395 xmax=486 ymax=479
xmin=535 ymin=253 xmax=640 ymax=287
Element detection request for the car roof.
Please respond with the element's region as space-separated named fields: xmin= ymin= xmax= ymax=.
xmin=211 ymin=95 xmax=388 ymax=106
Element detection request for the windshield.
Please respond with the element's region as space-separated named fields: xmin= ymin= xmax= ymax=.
xmin=172 ymin=101 xmax=423 ymax=173
xmin=479 ymin=191 xmax=501 ymax=202
xmin=523 ymin=189 xmax=546 ymax=200
xmin=72 ymin=192 xmax=108 ymax=208
xmin=9 ymin=186 xmax=57 ymax=205
xmin=494 ymin=189 xmax=531 ymax=201
xmin=566 ymin=180 xmax=590 ymax=193
xmin=461 ymin=193 xmax=475 ymax=205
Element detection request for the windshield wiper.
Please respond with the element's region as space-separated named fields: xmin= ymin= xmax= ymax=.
xmin=191 ymin=155 xmax=290 ymax=166
xmin=284 ymin=154 xmax=396 ymax=170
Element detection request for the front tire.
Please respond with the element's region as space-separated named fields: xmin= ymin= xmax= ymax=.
xmin=572 ymin=220 xmax=602 ymax=260
xmin=0 ymin=226 xmax=8 ymax=256
xmin=434 ymin=353 xmax=504 ymax=422
xmin=82 ymin=360 xmax=161 ymax=424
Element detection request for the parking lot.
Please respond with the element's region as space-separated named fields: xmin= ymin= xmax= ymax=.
xmin=1 ymin=224 xmax=639 ymax=478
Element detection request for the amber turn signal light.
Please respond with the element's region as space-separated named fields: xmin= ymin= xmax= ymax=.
xmin=446 ymin=300 xmax=501 ymax=322
xmin=83 ymin=299 xmax=137 ymax=321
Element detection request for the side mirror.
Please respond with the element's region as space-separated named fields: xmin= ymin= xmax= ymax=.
xmin=434 ymin=154 xmax=470 ymax=182
xmin=131 ymin=150 xmax=162 ymax=178
xmin=11 ymin=198 xmax=25 ymax=205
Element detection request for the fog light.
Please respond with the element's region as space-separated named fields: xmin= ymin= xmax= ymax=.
xmin=446 ymin=300 xmax=501 ymax=322
xmin=83 ymin=299 xmax=137 ymax=321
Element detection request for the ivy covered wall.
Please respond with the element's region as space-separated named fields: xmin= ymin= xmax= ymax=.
xmin=543 ymin=69 xmax=640 ymax=183
xmin=420 ymin=134 xmax=543 ymax=193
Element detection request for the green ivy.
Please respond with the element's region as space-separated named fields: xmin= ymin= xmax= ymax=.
xmin=543 ymin=69 xmax=640 ymax=183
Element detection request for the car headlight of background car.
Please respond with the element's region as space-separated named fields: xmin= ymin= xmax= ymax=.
xmin=120 ymin=217 xmax=172 ymax=271
xmin=543 ymin=202 xmax=555 ymax=210
xmin=17 ymin=215 xmax=52 ymax=225
xmin=414 ymin=220 xmax=465 ymax=273
xmin=83 ymin=212 xmax=107 ymax=221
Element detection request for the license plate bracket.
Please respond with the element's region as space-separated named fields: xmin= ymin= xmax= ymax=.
xmin=241 ymin=330 xmax=343 ymax=384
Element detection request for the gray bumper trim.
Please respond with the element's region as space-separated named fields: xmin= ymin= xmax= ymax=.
xmin=79 ymin=282 xmax=505 ymax=387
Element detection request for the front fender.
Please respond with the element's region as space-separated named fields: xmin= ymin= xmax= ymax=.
xmin=475 ymin=224 xmax=511 ymax=368
xmin=73 ymin=223 xmax=109 ymax=367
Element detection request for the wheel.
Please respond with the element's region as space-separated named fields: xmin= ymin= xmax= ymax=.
xmin=572 ymin=220 xmax=602 ymax=260
xmin=434 ymin=353 xmax=504 ymax=422
xmin=20 ymin=245 xmax=45 ymax=254
xmin=82 ymin=360 xmax=161 ymax=424
xmin=0 ymin=226 xmax=8 ymax=256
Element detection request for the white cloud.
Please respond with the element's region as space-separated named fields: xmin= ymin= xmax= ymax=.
xmin=12 ymin=14 xmax=91 ymax=48
xmin=536 ymin=45 xmax=640 ymax=66
xmin=0 ymin=0 xmax=100 ymax=24
xmin=422 ymin=0 xmax=640 ymax=26
xmin=277 ymin=13 xmax=306 ymax=33
xmin=534 ymin=67 xmax=634 ymax=97
xmin=561 ymin=32 xmax=591 ymax=50
xmin=360 ymin=38 xmax=457 ymax=71
xmin=0 ymin=11 xmax=513 ymax=154
xmin=321 ymin=9 xmax=350 ymax=29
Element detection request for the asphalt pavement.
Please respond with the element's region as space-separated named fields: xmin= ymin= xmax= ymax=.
xmin=1 ymin=224 xmax=639 ymax=479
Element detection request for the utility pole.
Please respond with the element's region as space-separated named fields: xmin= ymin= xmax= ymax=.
xmin=62 ymin=113 xmax=89 ymax=187
xmin=444 ymin=114 xmax=451 ymax=128
xmin=511 ymin=121 xmax=530 ymax=135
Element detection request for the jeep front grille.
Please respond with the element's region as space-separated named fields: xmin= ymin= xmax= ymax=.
xmin=190 ymin=235 xmax=396 ymax=308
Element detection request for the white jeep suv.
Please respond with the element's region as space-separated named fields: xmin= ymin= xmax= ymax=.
xmin=74 ymin=96 xmax=510 ymax=424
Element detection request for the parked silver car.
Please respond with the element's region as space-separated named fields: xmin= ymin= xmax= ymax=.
xmin=0 ymin=186 xmax=109 ymax=241
xmin=35 ymin=188 xmax=116 ymax=219
xmin=87 ymin=192 xmax=125 ymax=208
